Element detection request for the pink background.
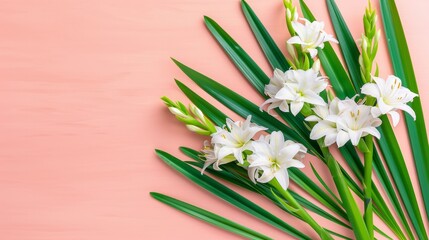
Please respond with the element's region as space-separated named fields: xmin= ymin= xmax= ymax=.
xmin=0 ymin=0 xmax=428 ymax=239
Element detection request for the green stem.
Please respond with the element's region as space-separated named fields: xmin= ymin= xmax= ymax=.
xmin=363 ymin=135 xmax=374 ymax=239
xmin=320 ymin=145 xmax=370 ymax=240
xmin=270 ymin=180 xmax=333 ymax=240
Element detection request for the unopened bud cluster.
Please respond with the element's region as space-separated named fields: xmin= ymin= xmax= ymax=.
xmin=161 ymin=96 xmax=216 ymax=135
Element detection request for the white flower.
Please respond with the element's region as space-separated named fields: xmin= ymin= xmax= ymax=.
xmin=287 ymin=19 xmax=338 ymax=58
xmin=211 ymin=116 xmax=267 ymax=164
xmin=201 ymin=141 xmax=235 ymax=173
xmin=306 ymin=97 xmax=381 ymax=147
xmin=275 ymin=68 xmax=328 ymax=115
xmin=361 ymin=75 xmax=418 ymax=126
xmin=336 ymin=103 xmax=382 ymax=147
xmin=260 ymin=69 xmax=290 ymax=113
xmin=247 ymin=131 xmax=306 ymax=190
xmin=306 ymin=97 xmax=344 ymax=146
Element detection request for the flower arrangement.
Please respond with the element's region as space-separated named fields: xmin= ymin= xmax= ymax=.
xmin=150 ymin=0 xmax=428 ymax=239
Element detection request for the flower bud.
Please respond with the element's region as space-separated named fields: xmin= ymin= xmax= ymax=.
xmin=186 ymin=125 xmax=211 ymax=136
xmin=312 ymin=59 xmax=321 ymax=73
xmin=287 ymin=42 xmax=297 ymax=60
xmin=189 ymin=104 xmax=204 ymax=121
xmin=362 ymin=37 xmax=369 ymax=52
xmin=292 ymin=8 xmax=298 ymax=21
xmin=286 ymin=9 xmax=292 ymax=21
xmin=168 ymin=107 xmax=187 ymax=118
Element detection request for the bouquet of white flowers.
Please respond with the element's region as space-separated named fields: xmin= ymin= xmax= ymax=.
xmin=151 ymin=0 xmax=428 ymax=239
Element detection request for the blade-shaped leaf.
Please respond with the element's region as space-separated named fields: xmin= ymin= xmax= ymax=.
xmin=380 ymin=0 xmax=429 ymax=234
xmin=155 ymin=149 xmax=310 ymax=239
xmin=377 ymin=119 xmax=428 ymax=239
xmin=182 ymin=147 xmax=393 ymax=239
xmin=241 ymin=0 xmax=289 ymax=71
xmin=326 ymin=0 xmax=363 ymax=90
xmin=151 ymin=192 xmax=273 ymax=240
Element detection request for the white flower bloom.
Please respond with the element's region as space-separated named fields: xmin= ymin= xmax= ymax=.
xmin=361 ymin=75 xmax=418 ymax=126
xmin=211 ymin=116 xmax=267 ymax=164
xmin=275 ymin=68 xmax=328 ymax=116
xmin=306 ymin=97 xmax=381 ymax=147
xmin=201 ymin=141 xmax=235 ymax=173
xmin=260 ymin=69 xmax=290 ymax=113
xmin=336 ymin=103 xmax=382 ymax=147
xmin=287 ymin=19 xmax=338 ymax=58
xmin=306 ymin=97 xmax=343 ymax=146
xmin=248 ymin=131 xmax=306 ymax=190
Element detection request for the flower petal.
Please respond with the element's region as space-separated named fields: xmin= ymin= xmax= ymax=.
xmin=361 ymin=83 xmax=380 ymax=98
xmin=275 ymin=171 xmax=290 ymax=190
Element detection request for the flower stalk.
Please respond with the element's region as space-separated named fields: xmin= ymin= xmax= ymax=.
xmin=270 ymin=179 xmax=333 ymax=240
xmin=321 ymin=145 xmax=371 ymax=240
xmin=359 ymin=3 xmax=379 ymax=237
xmin=363 ymin=135 xmax=374 ymax=239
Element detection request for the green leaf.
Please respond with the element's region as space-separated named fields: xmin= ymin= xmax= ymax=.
xmin=151 ymin=192 xmax=273 ymax=240
xmin=380 ymin=0 xmax=429 ymax=235
xmin=175 ymin=79 xmax=227 ymax=127
xmin=184 ymin=153 xmax=350 ymax=230
xmin=155 ymin=149 xmax=310 ymax=239
xmin=310 ymin=163 xmax=341 ymax=204
xmin=377 ymin=118 xmax=428 ymax=239
xmin=299 ymin=0 xmax=356 ymax=99
xmin=241 ymin=0 xmax=289 ymax=71
xmin=326 ymin=0 xmax=364 ymax=90
xmin=183 ymin=147 xmax=393 ymax=239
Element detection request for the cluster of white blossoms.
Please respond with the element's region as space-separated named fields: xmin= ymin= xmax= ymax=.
xmin=305 ymin=76 xmax=418 ymax=147
xmin=305 ymin=97 xmax=382 ymax=147
xmin=260 ymin=18 xmax=418 ymax=148
xmin=202 ymin=116 xmax=306 ymax=190
xmin=261 ymin=64 xmax=328 ymax=116
xmin=200 ymin=17 xmax=418 ymax=190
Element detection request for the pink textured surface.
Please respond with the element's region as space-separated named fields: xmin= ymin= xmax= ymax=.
xmin=0 ymin=0 xmax=428 ymax=239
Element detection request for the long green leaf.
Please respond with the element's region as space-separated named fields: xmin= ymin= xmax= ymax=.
xmin=181 ymin=146 xmax=348 ymax=226
xmin=241 ymin=0 xmax=289 ymax=71
xmin=326 ymin=0 xmax=363 ymax=90
xmin=155 ymin=149 xmax=309 ymax=239
xmin=181 ymin=147 xmax=352 ymax=234
xmin=377 ymin=119 xmax=428 ymax=239
xmin=380 ymin=0 xmax=429 ymax=233
xmin=299 ymin=0 xmax=356 ymax=99
xmin=151 ymin=192 xmax=273 ymax=240
xmin=182 ymin=147 xmax=392 ymax=240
